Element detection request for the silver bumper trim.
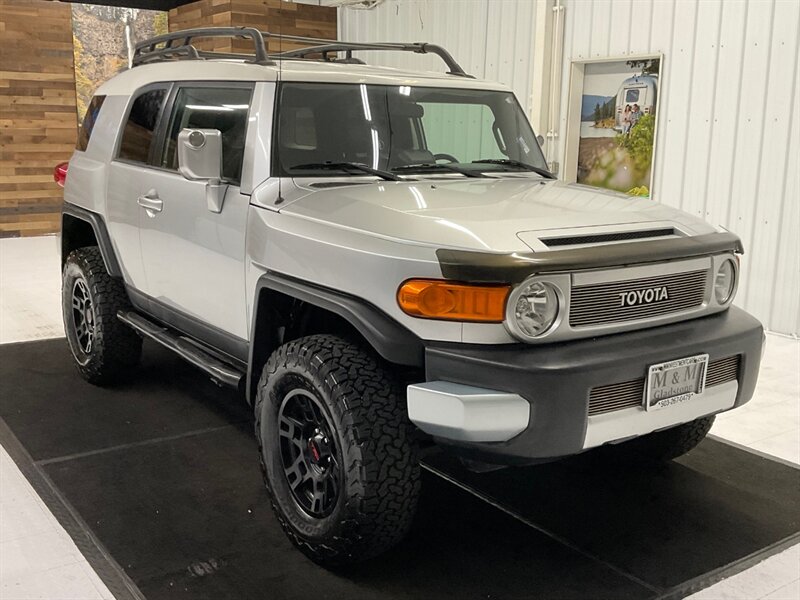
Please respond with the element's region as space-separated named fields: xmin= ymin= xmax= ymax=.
xmin=583 ymin=380 xmax=738 ymax=449
xmin=407 ymin=382 xmax=530 ymax=443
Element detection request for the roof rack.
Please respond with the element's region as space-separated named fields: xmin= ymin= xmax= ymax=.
xmin=132 ymin=27 xmax=473 ymax=78
xmin=133 ymin=28 xmax=271 ymax=66
xmin=274 ymin=39 xmax=471 ymax=77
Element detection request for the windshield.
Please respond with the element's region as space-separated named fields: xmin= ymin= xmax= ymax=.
xmin=275 ymin=83 xmax=547 ymax=177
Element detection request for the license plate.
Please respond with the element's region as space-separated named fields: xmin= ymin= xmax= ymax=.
xmin=645 ymin=354 xmax=709 ymax=411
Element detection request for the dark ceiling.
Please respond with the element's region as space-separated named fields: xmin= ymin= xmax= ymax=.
xmin=60 ymin=0 xmax=197 ymax=10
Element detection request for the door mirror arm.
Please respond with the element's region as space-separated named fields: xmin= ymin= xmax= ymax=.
xmin=205 ymin=183 xmax=227 ymax=213
xmin=177 ymin=128 xmax=228 ymax=213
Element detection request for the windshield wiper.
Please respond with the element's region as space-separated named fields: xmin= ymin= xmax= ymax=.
xmin=472 ymin=159 xmax=556 ymax=180
xmin=290 ymin=162 xmax=401 ymax=181
xmin=391 ymin=163 xmax=485 ymax=178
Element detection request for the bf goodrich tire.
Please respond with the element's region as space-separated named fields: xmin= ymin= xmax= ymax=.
xmin=255 ymin=334 xmax=421 ymax=566
xmin=62 ymin=246 xmax=142 ymax=385
xmin=614 ymin=416 xmax=715 ymax=463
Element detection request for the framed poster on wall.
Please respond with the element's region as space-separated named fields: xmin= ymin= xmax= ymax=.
xmin=563 ymin=55 xmax=662 ymax=198
xmin=71 ymin=4 xmax=168 ymax=125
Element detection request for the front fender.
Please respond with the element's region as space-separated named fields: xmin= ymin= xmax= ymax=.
xmin=246 ymin=271 xmax=424 ymax=402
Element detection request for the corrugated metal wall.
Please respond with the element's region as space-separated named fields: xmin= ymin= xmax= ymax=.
xmin=339 ymin=0 xmax=800 ymax=336
xmin=339 ymin=1 xmax=540 ymax=112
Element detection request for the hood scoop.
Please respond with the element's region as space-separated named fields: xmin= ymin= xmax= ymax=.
xmin=541 ymin=227 xmax=677 ymax=247
xmin=519 ymin=225 xmax=684 ymax=252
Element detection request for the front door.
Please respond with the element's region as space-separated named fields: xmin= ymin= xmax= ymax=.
xmin=136 ymin=83 xmax=254 ymax=351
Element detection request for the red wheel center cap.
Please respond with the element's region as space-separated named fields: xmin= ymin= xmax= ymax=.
xmin=308 ymin=440 xmax=321 ymax=463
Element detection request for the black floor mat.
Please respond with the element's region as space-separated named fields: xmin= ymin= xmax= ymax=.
xmin=1 ymin=339 xmax=798 ymax=600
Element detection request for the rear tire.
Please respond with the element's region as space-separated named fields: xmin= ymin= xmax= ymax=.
xmin=613 ymin=416 xmax=715 ymax=463
xmin=254 ymin=334 xmax=420 ymax=566
xmin=62 ymin=246 xmax=142 ymax=385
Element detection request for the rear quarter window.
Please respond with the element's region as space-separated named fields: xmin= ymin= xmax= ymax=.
xmin=118 ymin=88 xmax=167 ymax=164
xmin=76 ymin=95 xmax=106 ymax=151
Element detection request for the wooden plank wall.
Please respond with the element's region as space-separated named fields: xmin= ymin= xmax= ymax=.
xmin=0 ymin=0 xmax=77 ymax=237
xmin=168 ymin=0 xmax=236 ymax=53
xmin=0 ymin=0 xmax=336 ymax=239
xmin=230 ymin=0 xmax=337 ymax=53
xmin=169 ymin=0 xmax=337 ymax=54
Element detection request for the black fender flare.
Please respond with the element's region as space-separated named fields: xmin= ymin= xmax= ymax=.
xmin=247 ymin=272 xmax=424 ymax=401
xmin=61 ymin=203 xmax=123 ymax=278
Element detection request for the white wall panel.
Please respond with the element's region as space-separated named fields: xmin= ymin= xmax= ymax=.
xmin=704 ymin=0 xmax=748 ymax=232
xmin=679 ymin=0 xmax=722 ymax=218
xmin=588 ymin=0 xmax=612 ymax=57
xmin=658 ymin=0 xmax=699 ymax=213
xmin=339 ymin=0 xmax=800 ymax=335
xmin=608 ymin=0 xmax=633 ymax=58
xmin=744 ymin=0 xmax=799 ymax=329
xmin=770 ymin=60 xmax=799 ymax=335
xmin=727 ymin=1 xmax=775 ymax=317
xmin=628 ymin=0 xmax=652 ymax=53
xmin=339 ymin=0 xmax=538 ymax=113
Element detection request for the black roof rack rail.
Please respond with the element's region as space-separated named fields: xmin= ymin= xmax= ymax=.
xmin=273 ymin=40 xmax=473 ymax=78
xmin=133 ymin=27 xmax=272 ymax=66
xmin=132 ymin=27 xmax=473 ymax=78
xmin=133 ymin=45 xmax=201 ymax=65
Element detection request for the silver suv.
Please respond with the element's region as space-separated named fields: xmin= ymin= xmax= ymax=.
xmin=56 ymin=28 xmax=764 ymax=566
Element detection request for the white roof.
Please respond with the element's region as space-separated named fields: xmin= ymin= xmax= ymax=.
xmin=96 ymin=59 xmax=510 ymax=96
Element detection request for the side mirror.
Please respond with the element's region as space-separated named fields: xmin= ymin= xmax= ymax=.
xmin=536 ymin=134 xmax=545 ymax=147
xmin=177 ymin=128 xmax=227 ymax=213
xmin=178 ymin=128 xmax=222 ymax=181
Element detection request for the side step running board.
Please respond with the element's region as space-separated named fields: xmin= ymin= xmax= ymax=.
xmin=117 ymin=311 xmax=243 ymax=388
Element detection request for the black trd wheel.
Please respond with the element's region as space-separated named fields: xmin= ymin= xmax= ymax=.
xmin=278 ymin=388 xmax=341 ymax=518
xmin=62 ymin=247 xmax=142 ymax=385
xmin=255 ymin=335 xmax=421 ymax=566
xmin=612 ymin=416 xmax=716 ymax=463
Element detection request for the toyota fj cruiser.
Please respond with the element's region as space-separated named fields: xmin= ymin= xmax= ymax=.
xmin=56 ymin=28 xmax=764 ymax=566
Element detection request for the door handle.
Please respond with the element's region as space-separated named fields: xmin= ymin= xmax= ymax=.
xmin=137 ymin=191 xmax=163 ymax=215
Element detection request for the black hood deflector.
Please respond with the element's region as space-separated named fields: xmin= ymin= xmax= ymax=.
xmin=437 ymin=232 xmax=744 ymax=283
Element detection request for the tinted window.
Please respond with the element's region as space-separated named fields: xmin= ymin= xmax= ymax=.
xmin=275 ymin=83 xmax=546 ymax=177
xmin=282 ymin=106 xmax=317 ymax=149
xmin=625 ymin=88 xmax=640 ymax=103
xmin=118 ymin=88 xmax=167 ymax=164
xmin=77 ymin=95 xmax=106 ymax=151
xmin=420 ymin=102 xmax=505 ymax=162
xmin=160 ymin=86 xmax=252 ymax=184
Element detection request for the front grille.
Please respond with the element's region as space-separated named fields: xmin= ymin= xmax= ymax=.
xmin=570 ymin=269 xmax=708 ymax=327
xmin=705 ymin=354 xmax=741 ymax=387
xmin=541 ymin=228 xmax=675 ymax=247
xmin=588 ymin=355 xmax=741 ymax=416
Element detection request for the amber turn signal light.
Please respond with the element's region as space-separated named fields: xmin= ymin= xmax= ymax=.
xmin=397 ymin=279 xmax=510 ymax=322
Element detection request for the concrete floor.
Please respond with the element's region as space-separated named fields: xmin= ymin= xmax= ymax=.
xmin=1 ymin=235 xmax=798 ymax=599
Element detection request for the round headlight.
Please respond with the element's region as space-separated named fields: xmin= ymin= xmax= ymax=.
xmin=714 ymin=259 xmax=736 ymax=304
xmin=507 ymin=280 xmax=560 ymax=339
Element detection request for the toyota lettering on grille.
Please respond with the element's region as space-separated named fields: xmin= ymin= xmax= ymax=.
xmin=619 ymin=286 xmax=669 ymax=307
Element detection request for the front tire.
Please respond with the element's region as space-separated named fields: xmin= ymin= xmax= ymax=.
xmin=62 ymin=247 xmax=142 ymax=385
xmin=255 ymin=335 xmax=420 ymax=566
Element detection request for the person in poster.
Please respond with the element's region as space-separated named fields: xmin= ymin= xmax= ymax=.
xmin=576 ymin=58 xmax=659 ymax=197
xmin=630 ymin=103 xmax=643 ymax=130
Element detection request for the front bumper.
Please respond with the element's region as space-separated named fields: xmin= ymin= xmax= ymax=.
xmin=409 ymin=306 xmax=764 ymax=464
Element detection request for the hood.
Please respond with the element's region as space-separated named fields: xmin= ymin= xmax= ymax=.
xmin=281 ymin=178 xmax=716 ymax=253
